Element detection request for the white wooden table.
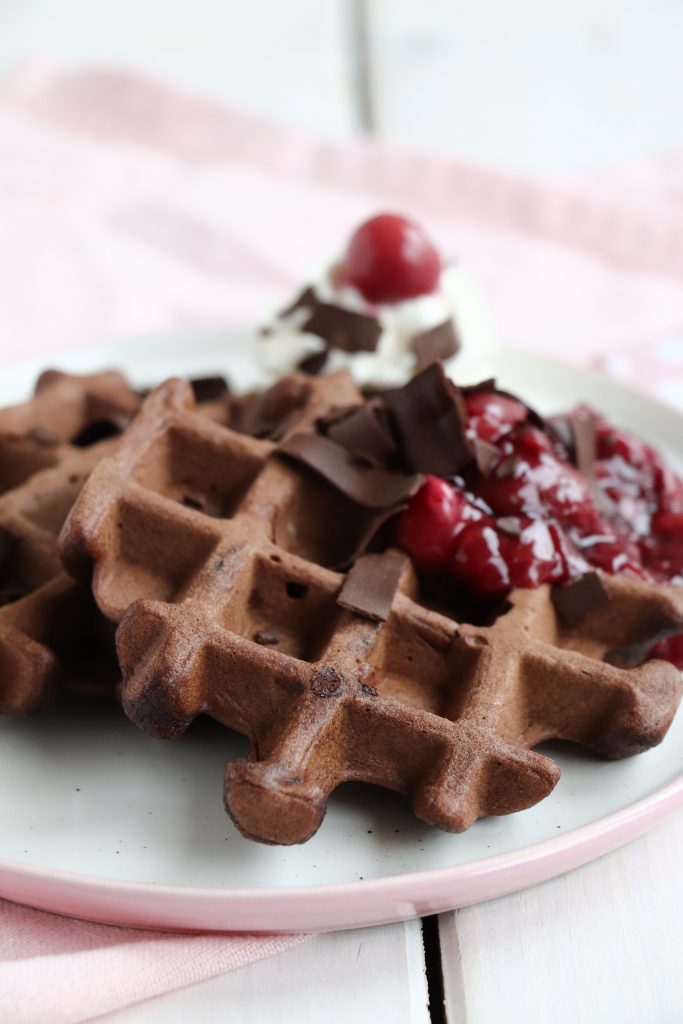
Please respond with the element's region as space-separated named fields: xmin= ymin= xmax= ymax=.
xmin=2 ymin=3 xmax=683 ymax=1021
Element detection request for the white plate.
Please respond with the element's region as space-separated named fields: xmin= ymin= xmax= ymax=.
xmin=0 ymin=331 xmax=681 ymax=932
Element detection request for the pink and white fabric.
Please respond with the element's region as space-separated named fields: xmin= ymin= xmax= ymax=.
xmin=0 ymin=62 xmax=682 ymax=1023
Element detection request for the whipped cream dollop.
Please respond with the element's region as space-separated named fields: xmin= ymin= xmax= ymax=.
xmin=258 ymin=262 xmax=499 ymax=389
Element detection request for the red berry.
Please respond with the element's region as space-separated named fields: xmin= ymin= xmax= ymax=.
xmin=450 ymin=522 xmax=511 ymax=595
xmin=394 ymin=476 xmax=464 ymax=570
xmin=505 ymin=520 xmax=565 ymax=590
xmin=340 ymin=214 xmax=441 ymax=303
xmin=465 ymin=391 xmax=528 ymax=443
xmin=651 ymin=511 xmax=683 ymax=535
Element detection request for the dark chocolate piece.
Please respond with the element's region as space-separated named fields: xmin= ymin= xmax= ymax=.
xmin=322 ymin=401 xmax=397 ymax=468
xmin=570 ymin=411 xmax=598 ymax=481
xmin=302 ymin=302 xmax=381 ymax=354
xmin=473 ymin=437 xmax=499 ymax=476
xmin=338 ymin=549 xmax=409 ymax=622
xmin=233 ymin=377 xmax=310 ymax=440
xmin=190 ymin=377 xmax=230 ymax=404
xmin=553 ymin=410 xmax=617 ymax=516
xmin=412 ymin=320 xmax=461 ymax=370
xmin=549 ymin=415 xmax=574 ymax=451
xmin=383 ymin=362 xmax=473 ymax=476
xmin=278 ymin=433 xmax=422 ymax=509
xmin=331 ymin=503 xmax=412 ymax=570
xmin=551 ymin=572 xmax=609 ymax=626
xmin=603 ymin=640 xmax=655 ymax=670
xmin=604 ymin=605 xmax=682 ymax=669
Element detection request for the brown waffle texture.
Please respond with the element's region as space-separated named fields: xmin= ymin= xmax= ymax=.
xmin=61 ymin=374 xmax=683 ymax=845
xmin=0 ymin=371 xmax=140 ymax=714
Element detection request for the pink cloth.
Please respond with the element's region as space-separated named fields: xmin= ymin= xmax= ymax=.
xmin=0 ymin=900 xmax=306 ymax=1024
xmin=1 ymin=64 xmax=683 ymax=1023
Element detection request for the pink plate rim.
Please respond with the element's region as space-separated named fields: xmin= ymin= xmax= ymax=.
xmin=0 ymin=771 xmax=681 ymax=933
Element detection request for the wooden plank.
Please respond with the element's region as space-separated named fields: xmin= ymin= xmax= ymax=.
xmin=0 ymin=0 xmax=358 ymax=138
xmin=366 ymin=0 xmax=683 ymax=172
xmin=97 ymin=920 xmax=430 ymax=1023
xmin=439 ymin=808 xmax=683 ymax=1023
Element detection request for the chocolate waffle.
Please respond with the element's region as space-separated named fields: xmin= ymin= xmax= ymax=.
xmin=60 ymin=374 xmax=683 ymax=844
xmin=0 ymin=371 xmax=140 ymax=714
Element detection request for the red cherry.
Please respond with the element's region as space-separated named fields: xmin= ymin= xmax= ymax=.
xmin=465 ymin=391 xmax=528 ymax=443
xmin=394 ymin=476 xmax=464 ymax=571
xmin=450 ymin=522 xmax=511 ymax=595
xmin=340 ymin=214 xmax=441 ymax=303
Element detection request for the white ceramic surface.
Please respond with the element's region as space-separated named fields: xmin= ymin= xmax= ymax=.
xmin=0 ymin=331 xmax=681 ymax=932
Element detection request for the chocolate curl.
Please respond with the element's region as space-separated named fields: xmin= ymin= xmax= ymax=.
xmin=551 ymin=572 xmax=609 ymax=627
xmin=383 ymin=362 xmax=473 ymax=476
xmin=337 ymin=549 xmax=410 ymax=622
xmin=278 ymin=433 xmax=422 ymax=510
xmin=412 ymin=320 xmax=461 ymax=370
xmin=321 ymin=400 xmax=398 ymax=468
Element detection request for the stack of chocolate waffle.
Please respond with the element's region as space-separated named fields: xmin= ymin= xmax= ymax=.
xmin=57 ymin=369 xmax=683 ymax=846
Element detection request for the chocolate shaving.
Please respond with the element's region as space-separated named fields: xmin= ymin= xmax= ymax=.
xmin=338 ymin=549 xmax=409 ymax=622
xmin=383 ymin=362 xmax=473 ymax=476
xmin=570 ymin=411 xmax=598 ymax=481
xmin=412 ymin=320 xmax=461 ymax=370
xmin=604 ymin=606 xmax=682 ymax=669
xmin=549 ymin=415 xmax=574 ymax=451
xmin=473 ymin=437 xmax=499 ymax=476
xmin=278 ymin=433 xmax=422 ymax=510
xmin=332 ymin=504 xmax=411 ymax=570
xmin=604 ymin=640 xmax=656 ymax=670
xmin=553 ymin=410 xmax=617 ymax=517
xmin=277 ymin=286 xmax=392 ymax=374
xmin=302 ymin=302 xmax=382 ymax=354
xmin=322 ymin=401 xmax=397 ymax=468
xmin=232 ymin=377 xmax=311 ymax=440
xmin=190 ymin=377 xmax=230 ymax=404
xmin=551 ymin=572 xmax=609 ymax=627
